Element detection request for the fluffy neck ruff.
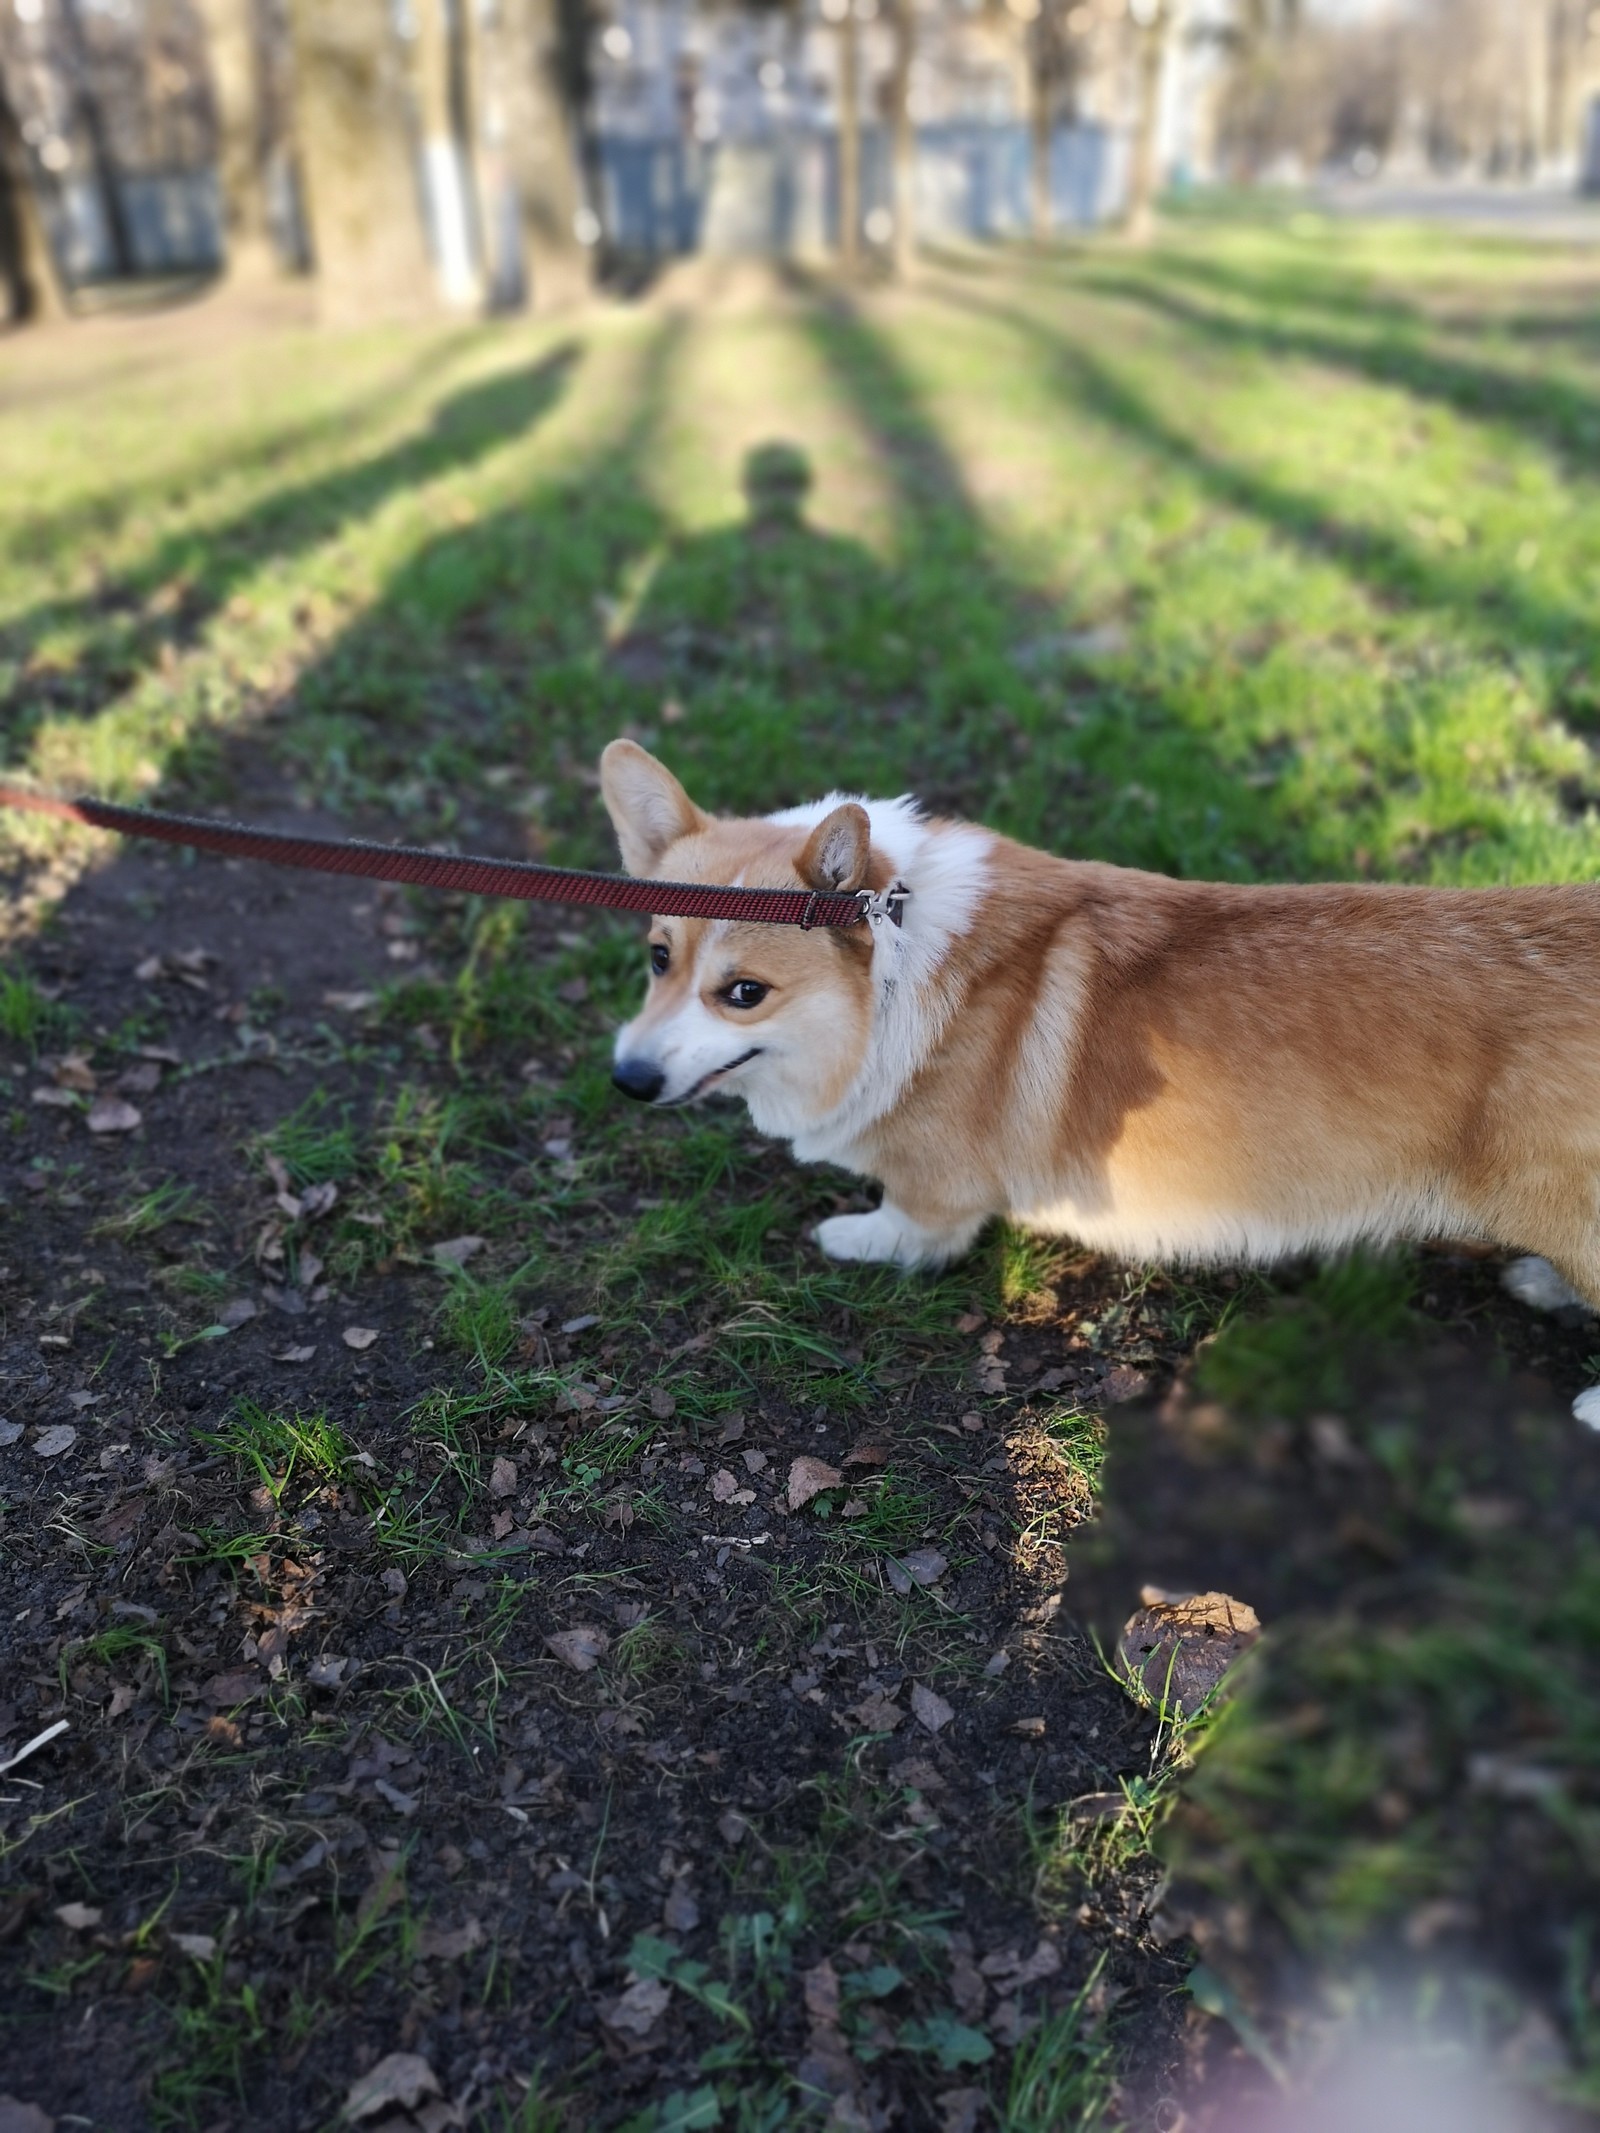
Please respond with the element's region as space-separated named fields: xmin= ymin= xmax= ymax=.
xmin=753 ymin=793 xmax=994 ymax=1153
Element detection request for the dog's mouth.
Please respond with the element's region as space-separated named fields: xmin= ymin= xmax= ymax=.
xmin=665 ymin=1048 xmax=763 ymax=1106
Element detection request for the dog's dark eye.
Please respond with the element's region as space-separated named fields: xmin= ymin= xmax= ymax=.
xmin=724 ymin=980 xmax=769 ymax=1010
xmin=650 ymin=943 xmax=670 ymax=977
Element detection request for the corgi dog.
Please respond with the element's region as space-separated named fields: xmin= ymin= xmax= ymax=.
xmin=599 ymin=739 xmax=1600 ymax=1428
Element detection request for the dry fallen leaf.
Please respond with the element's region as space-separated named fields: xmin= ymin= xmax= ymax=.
xmin=86 ymin=1097 xmax=141 ymax=1135
xmin=31 ymin=1086 xmax=79 ymax=1109
xmin=31 ymin=1426 xmax=77 ymax=1460
xmin=1098 ymin=1365 xmax=1151 ymax=1406
xmin=545 ymin=1625 xmax=609 ymax=1672
xmin=53 ymin=1052 xmax=97 ymax=1092
xmin=1118 ymin=1589 xmax=1261 ymax=1715
xmin=662 ymin=1879 xmax=700 ymax=1932
xmin=54 ymin=1902 xmax=102 ymax=1931
xmin=980 ymin=1940 xmax=1062 ymax=1992
xmin=910 ymin=1682 xmax=955 ymax=1735
xmin=272 ymin=1344 xmax=317 ymax=1364
xmin=488 ymin=1456 xmax=518 ymax=1499
xmin=848 ymin=1694 xmax=904 ymax=1733
xmin=843 ymin=1441 xmax=892 ymax=1467
xmin=203 ymin=1669 xmax=264 ymax=1705
xmin=886 ymin=1548 xmax=947 ymax=1594
xmin=603 ymin=1977 xmax=670 ymax=2037
xmin=936 ymin=2086 xmax=988 ymax=2133
xmin=787 ymin=1455 xmax=843 ymax=1511
xmin=171 ymin=1932 xmax=217 ymax=1962
xmin=417 ymin=1917 xmax=485 ymax=1961
xmin=344 ymin=2051 xmax=442 ymax=2123
xmin=0 ymin=2096 xmax=55 ymax=2133
xmin=431 ymin=1235 xmax=485 ymax=1268
xmin=219 ymin=1298 xmax=257 ymax=1328
xmin=342 ymin=1326 xmax=379 ymax=1351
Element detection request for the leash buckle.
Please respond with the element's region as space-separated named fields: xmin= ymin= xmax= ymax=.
xmin=857 ymin=881 xmax=909 ymax=929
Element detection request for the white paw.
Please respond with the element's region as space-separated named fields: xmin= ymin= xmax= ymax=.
xmin=1501 ymin=1255 xmax=1586 ymax=1314
xmin=814 ymin=1207 xmax=976 ymax=1271
xmin=1573 ymin=1385 xmax=1600 ymax=1431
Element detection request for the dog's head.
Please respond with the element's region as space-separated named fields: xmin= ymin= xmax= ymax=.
xmin=599 ymin=740 xmax=885 ymax=1133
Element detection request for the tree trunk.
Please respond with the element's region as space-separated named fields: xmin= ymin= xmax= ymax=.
xmin=837 ymin=5 xmax=860 ymax=273
xmin=288 ymin=0 xmax=436 ymax=323
xmin=413 ymin=0 xmax=482 ymax=307
xmin=1543 ymin=0 xmax=1577 ymax=168
xmin=1124 ymin=3 xmax=1172 ymax=244
xmin=888 ymin=0 xmax=915 ymax=277
xmin=58 ymin=0 xmax=135 ymax=275
xmin=1029 ymin=12 xmax=1052 ymax=241
xmin=0 ymin=73 xmax=66 ymax=323
xmin=193 ymin=0 xmax=275 ymax=280
xmin=498 ymin=0 xmax=589 ymax=308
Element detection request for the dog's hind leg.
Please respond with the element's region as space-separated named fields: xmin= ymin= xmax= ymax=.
xmin=1501 ymin=1256 xmax=1590 ymax=1313
xmin=814 ymin=1202 xmax=984 ymax=1271
xmin=1501 ymin=1225 xmax=1600 ymax=1431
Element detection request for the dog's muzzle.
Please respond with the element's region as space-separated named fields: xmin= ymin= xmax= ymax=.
xmin=612 ymin=1057 xmax=666 ymax=1103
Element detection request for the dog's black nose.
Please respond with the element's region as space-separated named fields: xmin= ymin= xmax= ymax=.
xmin=612 ymin=1057 xmax=666 ymax=1103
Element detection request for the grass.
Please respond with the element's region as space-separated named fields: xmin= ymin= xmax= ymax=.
xmin=6 ymin=208 xmax=1600 ymax=2126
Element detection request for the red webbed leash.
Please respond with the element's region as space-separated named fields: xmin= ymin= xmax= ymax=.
xmin=0 ymin=783 xmax=908 ymax=930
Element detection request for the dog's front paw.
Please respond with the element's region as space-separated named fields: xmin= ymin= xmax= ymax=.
xmin=1574 ymin=1385 xmax=1600 ymax=1431
xmin=814 ymin=1206 xmax=977 ymax=1271
xmin=815 ymin=1210 xmax=913 ymax=1266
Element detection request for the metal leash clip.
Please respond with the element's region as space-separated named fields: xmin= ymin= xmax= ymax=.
xmin=857 ymin=881 xmax=910 ymax=928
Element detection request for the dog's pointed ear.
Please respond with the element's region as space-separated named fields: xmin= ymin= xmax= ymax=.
xmin=797 ymin=803 xmax=872 ymax=895
xmin=600 ymin=740 xmax=706 ymax=876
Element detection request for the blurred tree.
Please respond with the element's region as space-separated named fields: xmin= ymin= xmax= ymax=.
xmin=495 ymin=0 xmax=590 ymax=307
xmin=836 ymin=0 xmax=861 ymax=271
xmin=193 ymin=0 xmax=275 ymax=278
xmin=887 ymin=0 xmax=914 ymax=275
xmin=1124 ymin=0 xmax=1174 ymax=241
xmin=414 ymin=0 xmax=483 ymax=305
xmin=58 ymin=0 xmax=133 ymax=275
xmin=289 ymin=0 xmax=435 ymax=321
xmin=0 ymin=67 xmax=64 ymax=322
xmin=1025 ymin=0 xmax=1078 ymax=240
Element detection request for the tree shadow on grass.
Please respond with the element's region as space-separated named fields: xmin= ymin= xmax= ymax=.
xmin=785 ymin=269 xmax=1353 ymax=882
xmin=1 ymin=341 xmax=586 ymax=772
xmin=0 ymin=326 xmax=489 ymax=576
xmin=140 ymin=317 xmax=689 ymax=856
xmin=1077 ymin=254 xmax=1600 ymax=488
xmin=923 ymin=274 xmax=1600 ymax=678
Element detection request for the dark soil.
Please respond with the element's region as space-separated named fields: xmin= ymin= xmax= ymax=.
xmin=3 ymin=765 xmax=1599 ymax=2131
